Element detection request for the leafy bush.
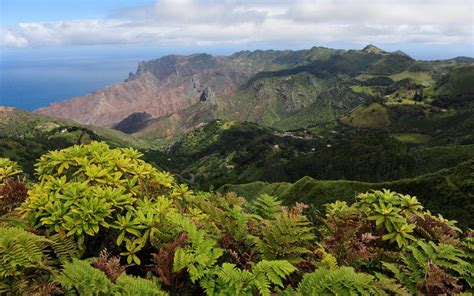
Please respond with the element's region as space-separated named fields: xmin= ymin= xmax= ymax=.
xmin=20 ymin=142 xmax=175 ymax=260
xmin=297 ymin=266 xmax=406 ymax=295
xmin=0 ymin=158 xmax=27 ymax=214
xmin=2 ymin=143 xmax=473 ymax=294
xmin=0 ymin=158 xmax=22 ymax=182
xmin=0 ymin=227 xmax=77 ymax=295
xmin=57 ymin=259 xmax=167 ymax=295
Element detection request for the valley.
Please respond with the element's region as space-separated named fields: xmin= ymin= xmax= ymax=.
xmin=2 ymin=45 xmax=473 ymax=228
xmin=3 ymin=0 xmax=474 ymax=293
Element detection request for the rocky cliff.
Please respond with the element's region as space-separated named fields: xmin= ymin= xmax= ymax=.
xmin=36 ymin=53 xmax=261 ymax=127
xmin=34 ymin=45 xmax=471 ymax=145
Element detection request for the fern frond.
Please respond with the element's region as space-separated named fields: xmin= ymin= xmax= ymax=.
xmin=251 ymin=194 xmax=282 ymax=219
xmin=56 ymin=259 xmax=116 ymax=295
xmin=297 ymin=266 xmax=392 ymax=295
xmin=49 ymin=234 xmax=80 ymax=264
xmin=254 ymin=212 xmax=315 ymax=263
xmin=0 ymin=227 xmax=52 ymax=278
xmin=115 ymin=274 xmax=167 ymax=296
xmin=168 ymin=212 xmax=223 ymax=283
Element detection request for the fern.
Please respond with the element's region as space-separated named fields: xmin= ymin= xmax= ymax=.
xmin=168 ymin=212 xmax=224 ymax=282
xmin=56 ymin=259 xmax=116 ymax=295
xmin=57 ymin=259 xmax=167 ymax=295
xmin=382 ymin=240 xmax=472 ymax=294
xmin=49 ymin=234 xmax=80 ymax=264
xmin=251 ymin=260 xmax=296 ymax=296
xmin=115 ymin=274 xmax=167 ymax=296
xmin=0 ymin=227 xmax=55 ymax=295
xmin=297 ymin=266 xmax=404 ymax=295
xmin=251 ymin=194 xmax=282 ymax=219
xmin=201 ymin=260 xmax=296 ymax=296
xmin=253 ymin=212 xmax=315 ymax=263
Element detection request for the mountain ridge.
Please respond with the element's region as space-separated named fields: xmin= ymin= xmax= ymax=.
xmin=34 ymin=45 xmax=473 ymax=145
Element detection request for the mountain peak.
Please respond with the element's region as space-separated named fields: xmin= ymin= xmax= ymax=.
xmin=392 ymin=50 xmax=410 ymax=57
xmin=362 ymin=44 xmax=386 ymax=54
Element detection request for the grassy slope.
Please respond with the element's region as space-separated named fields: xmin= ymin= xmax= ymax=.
xmin=219 ymin=160 xmax=474 ymax=228
xmin=390 ymin=71 xmax=434 ymax=86
xmin=390 ymin=133 xmax=432 ymax=144
xmin=339 ymin=103 xmax=389 ymax=128
xmin=435 ymin=65 xmax=474 ymax=97
xmin=164 ymin=117 xmax=474 ymax=190
xmin=0 ymin=108 xmax=144 ymax=176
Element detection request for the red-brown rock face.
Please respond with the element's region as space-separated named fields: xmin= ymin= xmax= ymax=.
xmin=35 ymin=53 xmax=252 ymax=127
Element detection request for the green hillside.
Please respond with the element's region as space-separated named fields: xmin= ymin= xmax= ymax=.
xmin=2 ymin=143 xmax=473 ymax=294
xmin=0 ymin=107 xmax=145 ymax=176
xmin=153 ymin=117 xmax=474 ymax=191
xmin=127 ymin=49 xmax=473 ymax=147
xmin=220 ymin=160 xmax=474 ymax=228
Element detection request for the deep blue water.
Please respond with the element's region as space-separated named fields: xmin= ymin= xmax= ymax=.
xmin=0 ymin=50 xmax=154 ymax=111
xmin=0 ymin=46 xmax=236 ymax=111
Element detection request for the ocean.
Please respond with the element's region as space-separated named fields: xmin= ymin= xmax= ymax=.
xmin=0 ymin=46 xmax=237 ymax=111
xmin=0 ymin=52 xmax=150 ymax=111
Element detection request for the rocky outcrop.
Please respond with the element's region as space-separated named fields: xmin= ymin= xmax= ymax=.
xmin=199 ymin=86 xmax=215 ymax=102
xmin=35 ymin=53 xmax=254 ymax=127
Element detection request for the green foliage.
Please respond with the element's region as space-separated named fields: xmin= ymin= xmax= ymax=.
xmin=382 ymin=240 xmax=472 ymax=294
xmin=250 ymin=194 xmax=283 ymax=219
xmin=20 ymin=142 xmax=175 ymax=261
xmin=201 ymin=260 xmax=296 ymax=296
xmin=297 ymin=266 xmax=406 ymax=295
xmin=2 ymin=142 xmax=473 ymax=294
xmin=170 ymin=212 xmax=224 ymax=282
xmin=169 ymin=211 xmax=297 ymax=295
xmin=57 ymin=259 xmax=166 ymax=295
xmin=116 ymin=274 xmax=167 ymax=296
xmin=253 ymin=210 xmax=316 ymax=264
xmin=0 ymin=158 xmax=22 ymax=182
xmin=0 ymin=226 xmax=77 ymax=295
xmin=0 ymin=227 xmax=52 ymax=294
xmin=357 ymin=190 xmax=419 ymax=248
xmin=57 ymin=259 xmax=116 ymax=295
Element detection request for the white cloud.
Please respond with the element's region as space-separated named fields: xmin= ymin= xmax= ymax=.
xmin=1 ymin=0 xmax=472 ymax=49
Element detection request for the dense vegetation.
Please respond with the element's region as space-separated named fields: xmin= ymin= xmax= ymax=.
xmin=1 ymin=142 xmax=473 ymax=295
xmin=1 ymin=48 xmax=473 ymax=295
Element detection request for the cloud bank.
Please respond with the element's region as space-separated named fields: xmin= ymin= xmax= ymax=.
xmin=1 ymin=0 xmax=472 ymax=49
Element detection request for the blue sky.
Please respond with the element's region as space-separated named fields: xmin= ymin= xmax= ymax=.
xmin=1 ymin=1 xmax=154 ymax=25
xmin=1 ymin=0 xmax=473 ymax=59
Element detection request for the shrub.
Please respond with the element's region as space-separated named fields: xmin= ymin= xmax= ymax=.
xmin=0 ymin=158 xmax=27 ymax=214
xmin=20 ymin=142 xmax=175 ymax=260
xmin=0 ymin=158 xmax=22 ymax=183
xmin=5 ymin=143 xmax=473 ymax=294
xmin=297 ymin=266 xmax=406 ymax=295
xmin=57 ymin=259 xmax=167 ymax=295
xmin=0 ymin=227 xmax=77 ymax=294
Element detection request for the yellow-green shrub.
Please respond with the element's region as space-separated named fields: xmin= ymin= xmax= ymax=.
xmin=0 ymin=158 xmax=22 ymax=183
xmin=20 ymin=142 xmax=175 ymax=259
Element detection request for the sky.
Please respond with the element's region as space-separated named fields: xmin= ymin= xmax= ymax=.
xmin=0 ymin=0 xmax=473 ymax=110
xmin=1 ymin=0 xmax=473 ymax=58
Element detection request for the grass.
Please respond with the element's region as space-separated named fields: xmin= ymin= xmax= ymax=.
xmin=390 ymin=71 xmax=434 ymax=86
xmin=351 ymin=85 xmax=376 ymax=96
xmin=385 ymin=98 xmax=427 ymax=106
xmin=219 ymin=160 xmax=474 ymax=228
xmin=390 ymin=133 xmax=432 ymax=144
xmin=339 ymin=103 xmax=389 ymax=128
